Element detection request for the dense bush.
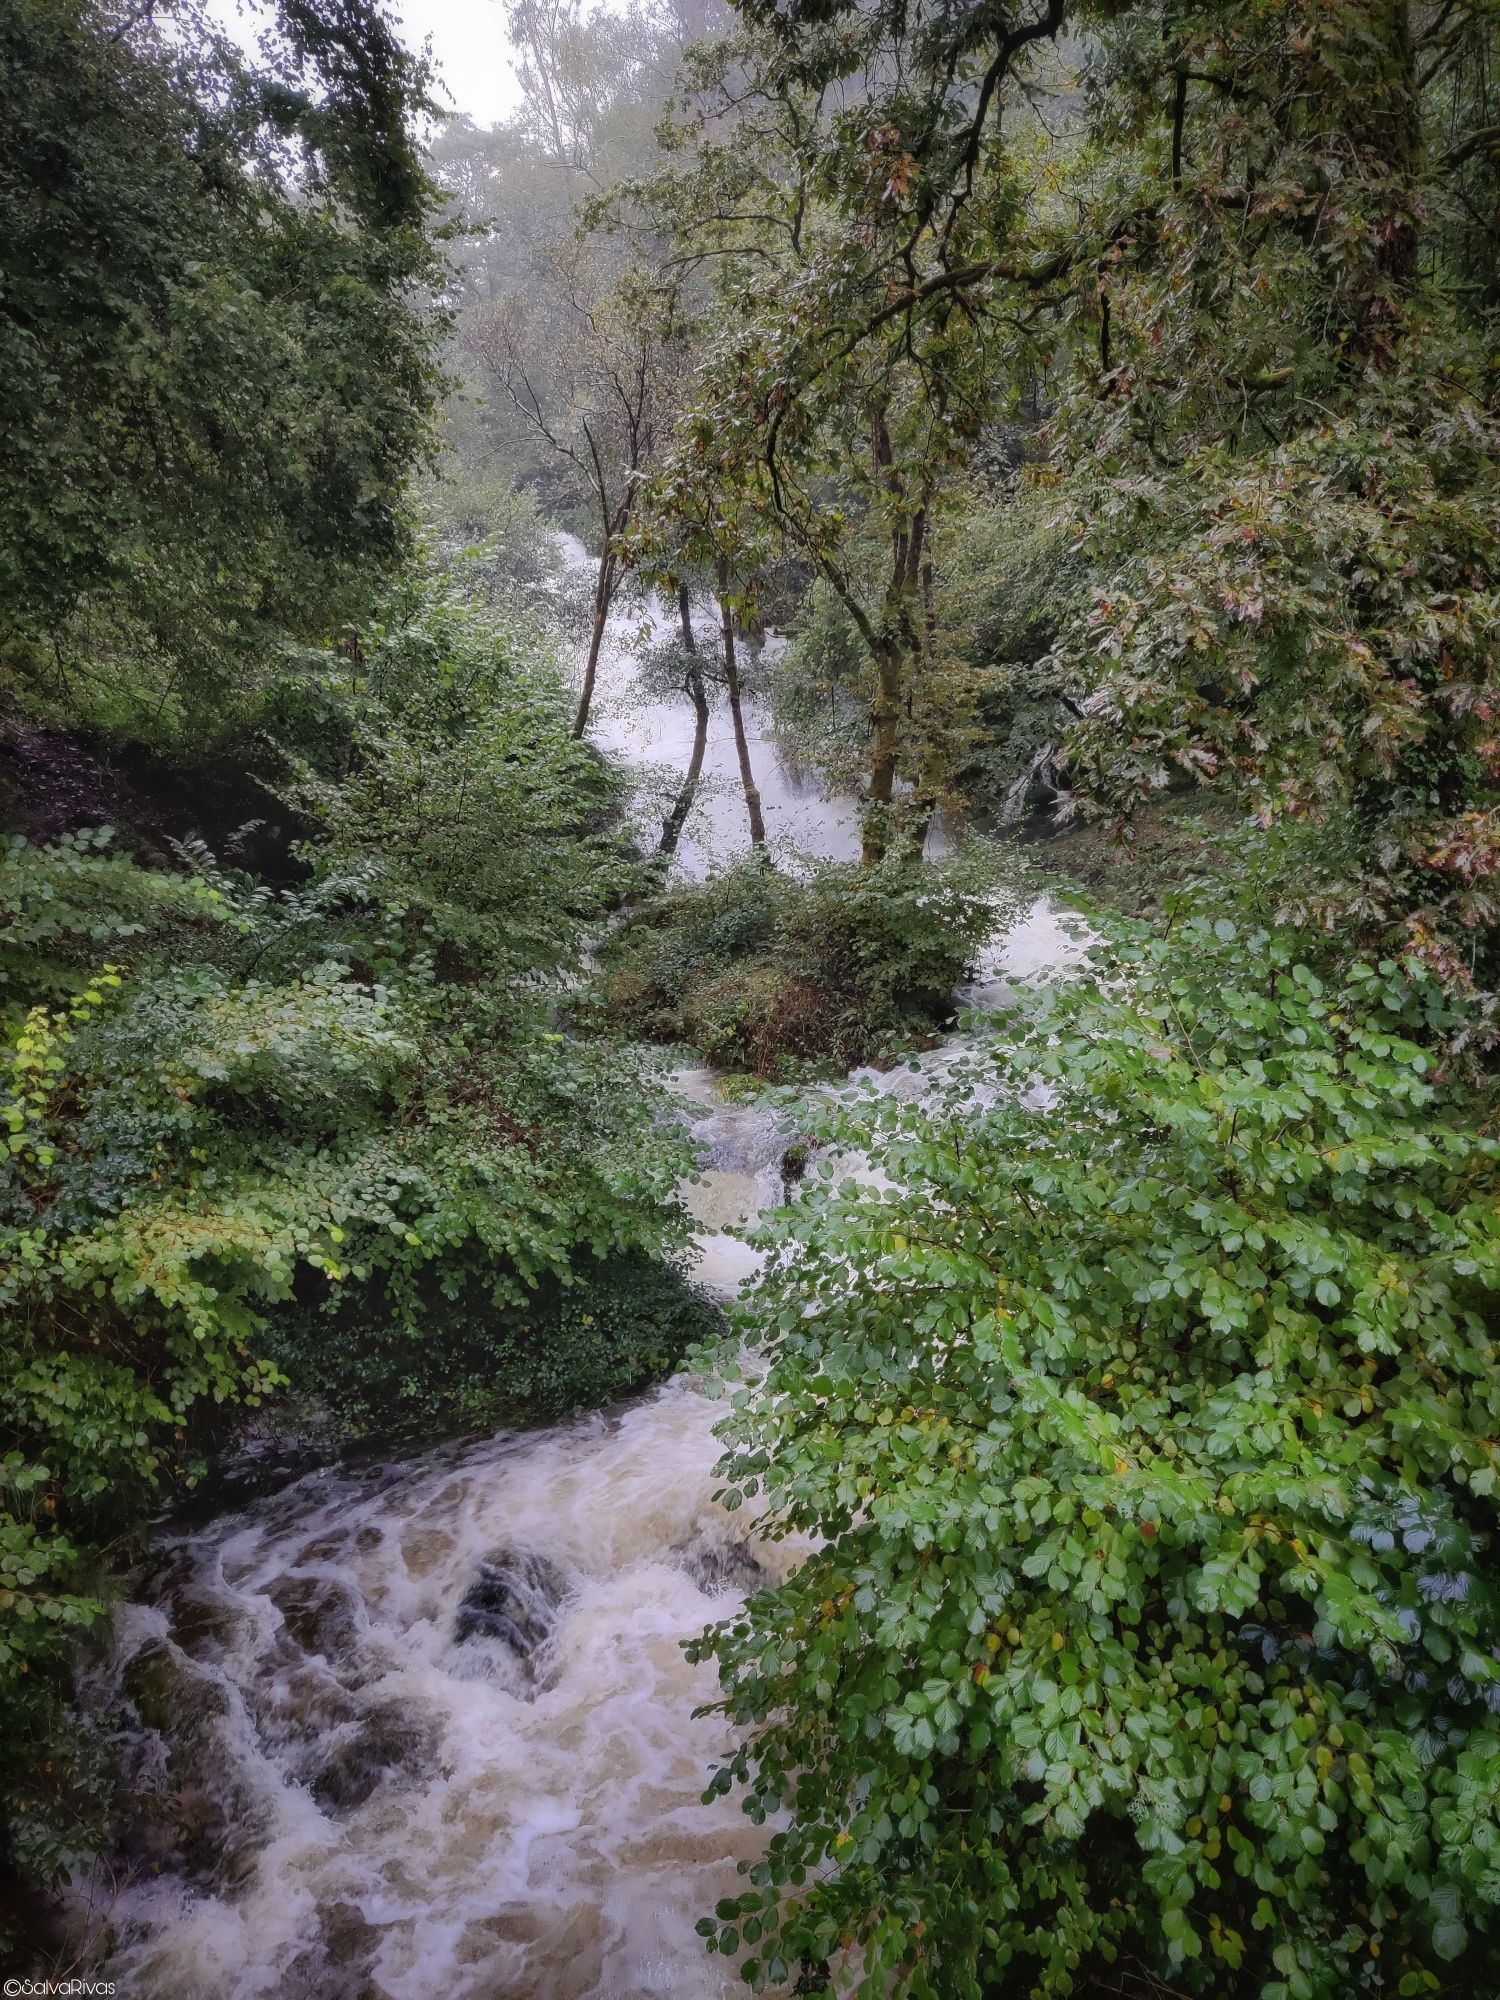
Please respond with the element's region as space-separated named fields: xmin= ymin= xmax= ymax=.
xmin=270 ymin=1251 xmax=719 ymax=1438
xmin=600 ymin=853 xmax=1012 ymax=1077
xmin=284 ymin=569 xmax=630 ymax=978
xmin=693 ymin=918 xmax=1500 ymax=1998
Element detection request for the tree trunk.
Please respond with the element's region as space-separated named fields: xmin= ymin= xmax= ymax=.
xmin=1348 ymin=0 xmax=1424 ymax=355
xmin=719 ymin=558 xmax=766 ymax=850
xmin=660 ymin=665 xmax=710 ymax=857
xmin=678 ymin=580 xmax=695 ymax=655
xmin=572 ymin=548 xmax=616 ymax=739
xmin=861 ymin=643 xmax=903 ymax=865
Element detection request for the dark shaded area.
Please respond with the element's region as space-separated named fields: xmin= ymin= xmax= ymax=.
xmin=0 ymin=723 xmax=310 ymax=883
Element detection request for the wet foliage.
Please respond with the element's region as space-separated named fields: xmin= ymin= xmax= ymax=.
xmin=696 ymin=919 xmax=1500 ymax=1998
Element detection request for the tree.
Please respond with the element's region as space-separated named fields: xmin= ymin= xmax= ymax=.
xmin=649 ymin=0 xmax=1499 ymax=944
xmin=619 ymin=15 xmax=1066 ymax=860
xmin=1042 ymin=1 xmax=1500 ymax=977
xmin=466 ymin=248 xmax=681 ymax=736
xmin=658 ymin=582 xmax=713 ymax=857
xmin=0 ymin=0 xmax=448 ymax=722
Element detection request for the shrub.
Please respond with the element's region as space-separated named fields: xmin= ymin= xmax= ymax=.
xmin=692 ymin=918 xmax=1500 ymax=1998
xmin=601 ymin=853 xmax=1012 ymax=1077
xmin=0 ymin=828 xmax=226 ymax=1004
xmin=285 ymin=574 xmax=631 ymax=980
xmin=268 ymin=1252 xmax=721 ymax=1439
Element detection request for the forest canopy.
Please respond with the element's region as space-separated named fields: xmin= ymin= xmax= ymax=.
xmin=0 ymin=0 xmax=447 ymax=716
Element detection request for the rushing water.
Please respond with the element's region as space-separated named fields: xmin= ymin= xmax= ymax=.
xmin=73 ymin=559 xmax=1088 ymax=1999
xmin=557 ymin=534 xmax=949 ymax=874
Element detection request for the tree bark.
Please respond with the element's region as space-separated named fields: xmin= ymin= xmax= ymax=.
xmin=659 ymin=581 xmax=710 ymax=856
xmin=719 ymin=557 xmax=766 ymax=850
xmin=660 ymin=667 xmax=710 ymax=858
xmin=573 ymin=547 xmax=616 ymax=739
xmin=1348 ymin=0 xmax=1425 ymax=356
xmin=861 ymin=642 xmax=903 ymax=865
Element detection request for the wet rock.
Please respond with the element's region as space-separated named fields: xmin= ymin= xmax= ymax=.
xmin=274 ymin=1899 xmax=380 ymax=2000
xmin=251 ymin=1660 xmax=364 ymax=1743
xmin=121 ymin=1639 xmax=232 ymax=1739
xmin=308 ymin=1698 xmax=439 ymax=1812
xmin=780 ymin=1138 xmax=815 ymax=1200
xmin=117 ymin=1640 xmax=267 ymax=1885
xmin=677 ymin=1536 xmax=770 ymax=1596
xmin=453 ymin=1549 xmax=568 ymax=1676
xmin=170 ymin=1589 xmax=253 ymax=1659
xmin=267 ymin=1574 xmax=365 ymax=1670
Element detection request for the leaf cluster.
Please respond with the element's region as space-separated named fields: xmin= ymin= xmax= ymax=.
xmin=693 ymin=916 xmax=1500 ymax=1996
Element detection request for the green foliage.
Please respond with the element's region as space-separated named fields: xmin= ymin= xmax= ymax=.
xmin=0 ymin=0 xmax=446 ymax=717
xmin=1030 ymin=2 xmax=1500 ymax=964
xmin=422 ymin=477 xmax=564 ymax=608
xmin=770 ymin=582 xmax=871 ymax=796
xmin=1057 ymin=332 xmax=1500 ymax=972
xmin=601 ymin=853 xmax=1012 ymax=1076
xmin=286 ymin=572 xmax=631 ymax=978
xmin=939 ymin=475 xmax=1085 ymax=813
xmin=0 ymin=829 xmax=228 ymax=1003
xmin=0 ymin=564 xmax=695 ymax=1880
xmin=269 ymin=1251 xmax=720 ymax=1438
xmin=693 ymin=917 xmax=1500 ymax=1996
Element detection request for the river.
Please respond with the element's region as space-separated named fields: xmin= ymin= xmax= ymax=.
xmin=71 ymin=559 xmax=1086 ymax=2000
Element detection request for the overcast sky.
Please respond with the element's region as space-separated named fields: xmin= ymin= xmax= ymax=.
xmin=388 ymin=0 xmax=523 ymax=125
xmin=208 ymin=0 xmax=524 ymax=127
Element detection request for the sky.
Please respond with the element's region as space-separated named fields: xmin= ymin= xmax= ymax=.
xmin=208 ymin=0 xmax=524 ymax=127
xmin=386 ymin=0 xmax=524 ymax=125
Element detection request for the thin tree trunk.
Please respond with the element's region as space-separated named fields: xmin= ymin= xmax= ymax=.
xmin=861 ymin=644 xmax=903 ymax=865
xmin=573 ymin=548 xmax=615 ymax=739
xmin=905 ymin=736 xmax=945 ymax=859
xmin=903 ymin=556 xmax=942 ymax=856
xmin=660 ymin=667 xmax=710 ymax=857
xmin=1362 ymin=0 xmax=1423 ymax=331
xmin=719 ymin=557 xmax=766 ymax=850
xmin=659 ymin=579 xmax=708 ymax=854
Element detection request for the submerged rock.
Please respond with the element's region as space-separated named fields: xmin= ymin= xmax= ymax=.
xmin=266 ymin=1574 xmax=367 ymax=1673
xmin=117 ymin=1639 xmax=268 ymax=1884
xmin=676 ymin=1536 xmax=770 ymax=1597
xmin=452 ymin=1548 xmax=568 ymax=1685
xmin=307 ymin=1698 xmax=439 ymax=1813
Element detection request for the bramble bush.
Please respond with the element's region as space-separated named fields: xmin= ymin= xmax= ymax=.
xmin=693 ymin=917 xmax=1500 ymax=1999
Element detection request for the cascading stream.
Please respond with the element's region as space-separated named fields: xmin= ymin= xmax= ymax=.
xmin=72 ymin=558 xmax=1090 ymax=1999
xmin=84 ymin=1372 xmax=793 ymax=2000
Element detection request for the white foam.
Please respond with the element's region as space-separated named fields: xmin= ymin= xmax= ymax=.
xmin=93 ymin=1383 xmax=777 ymax=2000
